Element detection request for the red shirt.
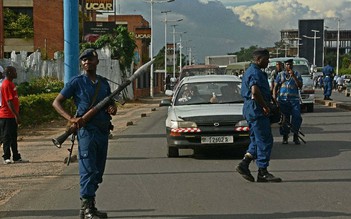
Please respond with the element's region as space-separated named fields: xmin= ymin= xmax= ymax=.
xmin=0 ymin=79 xmax=19 ymax=118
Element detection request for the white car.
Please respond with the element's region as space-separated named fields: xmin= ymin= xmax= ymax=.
xmin=160 ymin=75 xmax=250 ymax=157
xmin=300 ymin=75 xmax=315 ymax=112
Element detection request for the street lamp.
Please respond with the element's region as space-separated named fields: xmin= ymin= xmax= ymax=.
xmin=145 ymin=0 xmax=175 ymax=98
xmin=303 ymin=30 xmax=320 ymax=66
xmin=171 ymin=22 xmax=183 ymax=78
xmin=336 ymin=18 xmax=341 ymax=75
xmin=161 ymin=13 xmax=182 ymax=81
xmin=175 ymin=31 xmax=186 ymax=74
xmin=294 ymin=38 xmax=302 ymax=57
xmin=161 ymin=10 xmax=171 ymax=83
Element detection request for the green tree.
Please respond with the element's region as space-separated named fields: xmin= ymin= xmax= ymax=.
xmin=81 ymin=26 xmax=136 ymax=76
xmin=341 ymin=54 xmax=351 ymax=69
xmin=4 ymin=8 xmax=33 ymax=38
xmin=229 ymin=45 xmax=258 ymax=62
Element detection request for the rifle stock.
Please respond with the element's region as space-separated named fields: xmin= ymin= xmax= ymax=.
xmin=52 ymin=59 xmax=155 ymax=148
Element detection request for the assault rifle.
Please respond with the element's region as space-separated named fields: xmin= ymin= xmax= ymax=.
xmin=52 ymin=59 xmax=155 ymax=148
xmin=280 ymin=114 xmax=306 ymax=144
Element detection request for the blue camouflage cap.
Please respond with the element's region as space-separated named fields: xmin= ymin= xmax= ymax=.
xmin=79 ymin=48 xmax=98 ymax=60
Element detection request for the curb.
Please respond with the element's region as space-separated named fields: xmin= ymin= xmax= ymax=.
xmin=315 ymin=99 xmax=351 ymax=111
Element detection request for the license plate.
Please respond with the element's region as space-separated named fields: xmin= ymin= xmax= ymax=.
xmin=201 ymin=136 xmax=233 ymax=144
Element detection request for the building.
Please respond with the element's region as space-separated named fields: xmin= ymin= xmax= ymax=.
xmin=278 ymin=19 xmax=351 ymax=66
xmin=0 ymin=0 xmax=163 ymax=98
xmin=0 ymin=0 xmax=64 ymax=59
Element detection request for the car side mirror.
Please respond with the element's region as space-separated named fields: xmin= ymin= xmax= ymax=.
xmin=159 ymin=99 xmax=172 ymax=107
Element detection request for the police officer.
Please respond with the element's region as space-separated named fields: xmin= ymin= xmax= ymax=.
xmin=322 ymin=62 xmax=334 ymax=100
xmin=53 ymin=48 xmax=117 ymax=218
xmin=270 ymin=61 xmax=283 ymax=93
xmin=273 ymin=59 xmax=303 ymax=145
xmin=236 ymin=48 xmax=282 ymax=183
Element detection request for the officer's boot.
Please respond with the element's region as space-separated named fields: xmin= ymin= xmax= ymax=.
xmin=293 ymin=134 xmax=301 ymax=145
xmin=282 ymin=135 xmax=288 ymax=144
xmin=92 ymin=197 xmax=108 ymax=218
xmin=257 ymin=168 xmax=282 ymax=183
xmin=80 ymin=198 xmax=106 ymax=219
xmin=236 ymin=153 xmax=255 ymax=182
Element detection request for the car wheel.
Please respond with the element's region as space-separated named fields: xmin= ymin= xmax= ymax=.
xmin=167 ymin=147 xmax=179 ymax=158
xmin=307 ymin=103 xmax=314 ymax=112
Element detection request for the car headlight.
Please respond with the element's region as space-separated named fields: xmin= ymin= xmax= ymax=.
xmin=235 ymin=120 xmax=248 ymax=127
xmin=170 ymin=120 xmax=197 ymax=129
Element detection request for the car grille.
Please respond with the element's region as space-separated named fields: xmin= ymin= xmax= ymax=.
xmin=182 ymin=115 xmax=243 ymax=127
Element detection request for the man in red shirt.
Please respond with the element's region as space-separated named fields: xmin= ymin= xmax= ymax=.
xmin=1 ymin=66 xmax=27 ymax=164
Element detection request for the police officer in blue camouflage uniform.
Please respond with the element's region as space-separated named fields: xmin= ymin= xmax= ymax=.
xmin=53 ymin=48 xmax=117 ymax=218
xmin=236 ymin=48 xmax=282 ymax=183
xmin=273 ymin=59 xmax=303 ymax=145
xmin=322 ymin=62 xmax=334 ymax=100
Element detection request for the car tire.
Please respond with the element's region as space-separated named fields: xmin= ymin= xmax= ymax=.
xmin=307 ymin=103 xmax=314 ymax=112
xmin=167 ymin=147 xmax=179 ymax=158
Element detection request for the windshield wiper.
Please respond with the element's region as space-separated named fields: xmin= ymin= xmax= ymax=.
xmin=220 ymin=100 xmax=244 ymax=104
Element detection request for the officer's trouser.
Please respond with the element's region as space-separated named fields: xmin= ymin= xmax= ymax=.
xmin=246 ymin=116 xmax=273 ymax=168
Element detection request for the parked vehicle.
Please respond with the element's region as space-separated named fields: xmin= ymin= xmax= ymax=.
xmin=224 ymin=61 xmax=251 ymax=77
xmin=300 ymin=75 xmax=315 ymax=112
xmin=159 ymin=75 xmax=250 ymax=157
xmin=266 ymin=57 xmax=312 ymax=76
xmin=179 ymin=64 xmax=221 ymax=81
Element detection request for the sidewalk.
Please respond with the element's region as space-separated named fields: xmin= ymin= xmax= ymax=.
xmin=314 ymin=88 xmax=351 ymax=111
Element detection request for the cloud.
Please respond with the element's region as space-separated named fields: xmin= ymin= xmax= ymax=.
xmin=231 ymin=0 xmax=351 ymax=31
xmin=117 ymin=0 xmax=273 ymax=63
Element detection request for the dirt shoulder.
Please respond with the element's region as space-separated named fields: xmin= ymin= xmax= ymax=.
xmin=0 ymin=96 xmax=164 ymax=206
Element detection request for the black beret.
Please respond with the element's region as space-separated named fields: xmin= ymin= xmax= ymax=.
xmin=252 ymin=48 xmax=269 ymax=57
xmin=79 ymin=48 xmax=98 ymax=60
xmin=284 ymin=59 xmax=293 ymax=64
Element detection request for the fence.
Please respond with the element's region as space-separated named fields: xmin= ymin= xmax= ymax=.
xmin=0 ymin=47 xmax=134 ymax=99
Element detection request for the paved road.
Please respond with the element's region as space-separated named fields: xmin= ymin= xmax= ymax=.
xmin=0 ymin=97 xmax=351 ymax=219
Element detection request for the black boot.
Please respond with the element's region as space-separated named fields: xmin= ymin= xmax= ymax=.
xmin=257 ymin=168 xmax=282 ymax=183
xmin=293 ymin=134 xmax=301 ymax=145
xmin=236 ymin=153 xmax=255 ymax=182
xmin=282 ymin=135 xmax=288 ymax=144
xmin=80 ymin=198 xmax=108 ymax=219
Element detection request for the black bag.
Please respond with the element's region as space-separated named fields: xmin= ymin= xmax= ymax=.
xmin=268 ymin=102 xmax=281 ymax=124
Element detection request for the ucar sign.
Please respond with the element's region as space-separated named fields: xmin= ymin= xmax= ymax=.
xmin=85 ymin=0 xmax=113 ymax=11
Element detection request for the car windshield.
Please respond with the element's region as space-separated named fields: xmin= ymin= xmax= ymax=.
xmin=175 ymin=81 xmax=243 ymax=106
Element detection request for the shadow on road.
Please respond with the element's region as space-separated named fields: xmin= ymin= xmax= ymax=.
xmin=2 ymin=209 xmax=350 ymax=218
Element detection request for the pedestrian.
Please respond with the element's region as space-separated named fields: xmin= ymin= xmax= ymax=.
xmin=0 ymin=65 xmax=5 ymax=107
xmin=236 ymin=48 xmax=282 ymax=183
xmin=270 ymin=61 xmax=283 ymax=93
xmin=1 ymin=66 xmax=28 ymax=164
xmin=273 ymin=59 xmax=303 ymax=145
xmin=322 ymin=62 xmax=334 ymax=100
xmin=165 ymin=74 xmax=171 ymax=90
xmin=52 ymin=48 xmax=117 ymax=218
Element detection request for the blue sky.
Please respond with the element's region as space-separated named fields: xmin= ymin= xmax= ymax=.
xmin=112 ymin=0 xmax=351 ymax=63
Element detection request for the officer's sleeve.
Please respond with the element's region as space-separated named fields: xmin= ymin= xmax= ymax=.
xmin=248 ymin=72 xmax=259 ymax=90
xmin=60 ymin=79 xmax=75 ymax=99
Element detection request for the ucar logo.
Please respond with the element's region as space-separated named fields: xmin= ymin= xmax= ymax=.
xmin=85 ymin=0 xmax=113 ymax=11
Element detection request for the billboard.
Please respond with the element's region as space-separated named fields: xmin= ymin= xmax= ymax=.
xmin=83 ymin=22 xmax=116 ymax=42
xmin=299 ymin=19 xmax=324 ymax=67
xmin=85 ymin=0 xmax=114 ymax=11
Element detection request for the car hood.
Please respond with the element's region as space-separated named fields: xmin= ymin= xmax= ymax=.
xmin=173 ymin=104 xmax=243 ymax=119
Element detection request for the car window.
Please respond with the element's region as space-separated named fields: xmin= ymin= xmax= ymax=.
xmin=293 ymin=65 xmax=310 ymax=75
xmin=175 ymin=81 xmax=242 ymax=105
